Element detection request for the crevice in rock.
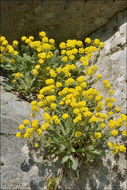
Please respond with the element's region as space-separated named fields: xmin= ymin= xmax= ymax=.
xmin=105 ymin=42 xmax=127 ymax=56
xmin=0 ymin=132 xmax=16 ymax=137
xmin=88 ymin=8 xmax=126 ymax=41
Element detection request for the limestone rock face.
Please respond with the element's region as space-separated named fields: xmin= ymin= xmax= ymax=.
xmin=0 ymin=82 xmax=43 ymax=189
xmin=91 ymin=9 xmax=127 ymax=113
xmin=1 ymin=0 xmax=126 ymax=43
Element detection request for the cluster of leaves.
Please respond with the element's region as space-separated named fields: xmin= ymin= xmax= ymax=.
xmin=0 ymin=33 xmax=60 ymax=100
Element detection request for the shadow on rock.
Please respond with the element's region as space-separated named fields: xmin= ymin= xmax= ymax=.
xmin=20 ymin=144 xmax=127 ymax=190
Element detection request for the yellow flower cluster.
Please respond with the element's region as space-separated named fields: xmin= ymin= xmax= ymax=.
xmin=0 ymin=36 xmax=19 ymax=58
xmin=59 ymin=38 xmax=104 ymax=65
xmin=14 ymin=34 xmax=126 ymax=157
xmin=108 ymin=142 xmax=126 ymax=154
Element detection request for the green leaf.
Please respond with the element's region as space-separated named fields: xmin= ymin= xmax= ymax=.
xmin=88 ymin=145 xmax=95 ymax=151
xmin=62 ymin=156 xmax=69 ymax=163
xmin=86 ymin=153 xmax=94 ymax=163
xmin=93 ymin=150 xmax=102 ymax=156
xmin=62 ymin=155 xmax=78 ymax=170
xmin=69 ymin=156 xmax=78 ymax=170
xmin=5 ymin=84 xmax=14 ymax=92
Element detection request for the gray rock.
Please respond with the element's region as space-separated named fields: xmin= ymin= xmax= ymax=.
xmin=1 ymin=1 xmax=126 ymax=43
xmin=0 ymin=84 xmax=42 ymax=189
xmin=91 ymin=10 xmax=127 ymax=113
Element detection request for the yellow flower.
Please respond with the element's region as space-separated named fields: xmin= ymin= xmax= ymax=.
xmin=32 ymin=69 xmax=38 ymax=75
xmin=2 ymin=40 xmax=8 ymax=46
xmin=50 ymin=103 xmax=56 ymax=110
xmin=12 ymin=79 xmax=16 ymax=83
xmin=45 ymin=79 xmax=54 ymax=85
xmin=86 ymin=68 xmax=93 ymax=76
xmin=112 ymin=148 xmax=118 ymax=155
xmin=35 ymin=64 xmax=40 ymax=70
xmin=94 ymin=39 xmax=100 ymax=46
xmin=42 ymin=37 xmax=48 ymax=42
xmin=65 ymin=78 xmax=75 ymax=86
xmin=111 ymin=98 xmax=115 ymax=102
xmin=73 ymin=116 xmax=82 ymax=123
xmin=24 ymin=119 xmax=30 ymax=125
xmin=38 ymin=59 xmax=44 ymax=64
xmin=95 ymin=132 xmax=102 ymax=139
xmin=62 ymin=113 xmax=69 ymax=119
xmin=14 ymin=72 xmax=23 ymax=79
xmin=7 ymin=45 xmax=14 ymax=53
xmin=19 ymin=124 xmax=25 ymax=130
xmin=37 ymin=129 xmax=42 ymax=136
xmin=106 ymin=103 xmax=113 ymax=109
xmin=38 ymin=52 xmax=46 ymax=59
xmin=92 ymin=65 xmax=97 ymax=70
xmin=97 ymin=74 xmax=102 ymax=79
xmin=76 ymin=76 xmax=85 ymax=83
xmin=44 ymin=113 xmax=51 ymax=121
xmin=73 ymin=108 xmax=80 ymax=114
xmin=12 ymin=40 xmax=18 ymax=46
xmin=119 ymin=145 xmax=126 ymax=152
xmin=105 ymin=83 xmax=111 ymax=89
xmin=59 ymin=42 xmax=66 ymax=49
xmin=56 ymin=82 xmax=62 ymax=88
xmin=49 ymin=38 xmax=55 ymax=44
xmin=122 ymin=131 xmax=127 ymax=136
xmin=38 ymin=101 xmax=44 ymax=107
xmin=76 ymin=40 xmax=83 ymax=47
xmin=116 ymin=107 xmax=120 ymax=112
xmin=32 ymin=120 xmax=38 ymax=128
xmin=108 ymin=111 xmax=113 ymax=116
xmin=31 ymin=101 xmax=37 ymax=106
xmin=85 ymin=37 xmax=91 ymax=44
xmin=108 ymin=120 xmax=116 ymax=128
xmin=34 ymin=143 xmax=39 ymax=148
xmin=49 ymin=69 xmax=57 ymax=78
xmin=100 ymin=42 xmax=104 ymax=48
xmin=69 ymin=55 xmax=75 ymax=61
xmin=59 ymin=101 xmax=64 ymax=105
xmin=62 ymin=56 xmax=68 ymax=62
xmin=16 ymin=132 xmax=22 ymax=138
xmin=37 ymin=94 xmax=44 ymax=100
xmin=100 ymin=123 xmax=106 ymax=128
xmin=112 ymin=130 xmax=118 ymax=136
xmin=26 ymin=128 xmax=33 ymax=133
xmin=75 ymin=131 xmax=82 ymax=137
xmin=39 ymin=31 xmax=46 ymax=37
xmin=109 ymin=89 xmax=115 ymax=95
xmin=29 ymin=36 xmax=34 ymax=40
xmin=10 ymin=59 xmax=15 ymax=63
xmin=80 ymin=82 xmax=87 ymax=88
xmin=52 ymin=115 xmax=60 ymax=124
xmin=24 ymin=133 xmax=30 ymax=139
xmin=108 ymin=142 xmax=114 ymax=148
xmin=41 ymin=122 xmax=50 ymax=130
xmin=61 ymin=50 xmax=66 ymax=55
xmin=21 ymin=36 xmax=27 ymax=41
xmin=83 ymin=111 xmax=92 ymax=117
xmin=0 ymin=36 xmax=6 ymax=41
xmin=89 ymin=116 xmax=97 ymax=123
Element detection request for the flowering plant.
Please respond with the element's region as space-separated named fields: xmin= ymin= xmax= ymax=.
xmin=0 ymin=32 xmax=59 ymax=99
xmin=13 ymin=33 xmax=126 ymax=170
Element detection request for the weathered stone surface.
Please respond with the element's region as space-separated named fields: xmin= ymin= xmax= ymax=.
xmin=1 ymin=0 xmax=126 ymax=43
xmin=91 ymin=9 xmax=127 ymax=114
xmin=0 ymin=83 xmax=42 ymax=189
